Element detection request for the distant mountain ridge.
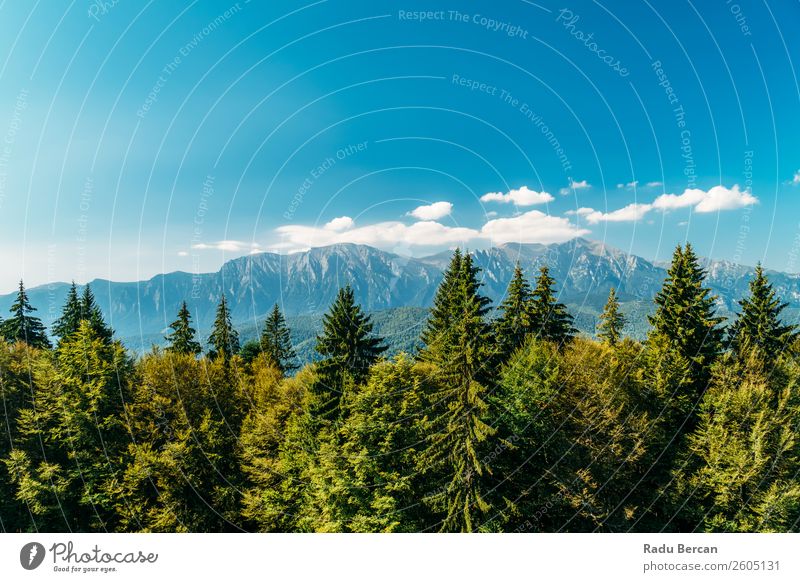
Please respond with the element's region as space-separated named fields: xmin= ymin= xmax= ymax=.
xmin=3 ymin=239 xmax=799 ymax=350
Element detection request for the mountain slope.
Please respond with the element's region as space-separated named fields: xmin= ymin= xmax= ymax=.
xmin=3 ymin=239 xmax=799 ymax=352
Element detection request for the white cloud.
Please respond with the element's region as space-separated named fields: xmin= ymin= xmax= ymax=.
xmin=653 ymin=185 xmax=756 ymax=213
xmin=177 ymin=251 xmax=189 ymax=257
xmin=793 ymin=171 xmax=800 ymax=185
xmin=324 ymin=216 xmax=354 ymax=231
xmin=646 ymin=181 xmax=664 ymax=188
xmin=584 ymin=203 xmax=652 ymax=224
xmin=409 ymin=201 xmax=453 ymax=220
xmin=565 ymin=207 xmax=594 ymax=216
xmin=191 ymin=240 xmax=261 ymax=253
xmin=560 ymin=178 xmax=591 ymax=195
xmin=273 ymin=220 xmax=479 ymax=253
xmin=480 ymin=210 xmax=589 ymax=244
xmin=480 ymin=186 xmax=554 ymax=206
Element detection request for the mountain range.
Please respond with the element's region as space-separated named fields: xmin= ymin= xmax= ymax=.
xmin=3 ymin=238 xmax=799 ymax=358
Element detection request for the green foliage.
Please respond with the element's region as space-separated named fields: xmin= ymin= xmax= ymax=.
xmin=494 ymin=263 xmax=533 ymax=361
xmin=314 ymin=286 xmax=386 ymax=419
xmin=80 ymin=283 xmax=114 ymax=342
xmin=207 ymin=294 xmax=240 ymax=361
xmin=258 ymin=304 xmax=298 ymax=374
xmin=52 ymin=282 xmax=83 ymax=342
xmin=165 ymin=301 xmax=202 ymax=355
xmin=648 ymin=244 xmax=723 ymax=391
xmin=0 ymin=280 xmax=51 ymax=349
xmin=529 ymin=266 xmax=576 ymax=346
xmin=727 ymin=264 xmax=798 ymax=363
xmin=597 ymin=286 xmax=626 ymax=346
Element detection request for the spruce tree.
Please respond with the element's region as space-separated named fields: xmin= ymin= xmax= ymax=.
xmin=260 ymin=304 xmax=298 ymax=374
xmin=207 ymin=294 xmax=239 ymax=360
xmin=314 ymin=286 xmax=385 ymax=417
xmin=80 ymin=283 xmax=113 ymax=342
xmin=647 ymin=244 xmax=723 ymax=389
xmin=495 ymin=263 xmax=533 ymax=360
xmin=597 ymin=287 xmax=626 ymax=346
xmin=420 ymin=252 xmax=498 ymax=532
xmin=165 ymin=301 xmax=202 ymax=355
xmin=528 ymin=265 xmax=576 ymax=345
xmin=0 ymin=280 xmax=51 ymax=349
xmin=727 ymin=264 xmax=797 ymax=362
xmin=419 ymin=248 xmax=462 ymax=355
xmin=52 ymin=282 xmax=83 ymax=341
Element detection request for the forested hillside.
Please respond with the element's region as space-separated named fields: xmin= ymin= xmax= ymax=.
xmin=1 ymin=243 xmax=799 ymax=532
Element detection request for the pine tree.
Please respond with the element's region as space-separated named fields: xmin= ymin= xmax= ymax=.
xmin=420 ymin=252 xmax=498 ymax=532
xmin=419 ymin=248 xmax=462 ymax=355
xmin=528 ymin=265 xmax=576 ymax=345
xmin=165 ymin=301 xmax=201 ymax=355
xmin=207 ymin=294 xmax=239 ymax=360
xmin=727 ymin=264 xmax=797 ymax=362
xmin=52 ymin=282 xmax=83 ymax=341
xmin=80 ymin=283 xmax=113 ymax=342
xmin=0 ymin=280 xmax=51 ymax=349
xmin=647 ymin=244 xmax=723 ymax=390
xmin=259 ymin=304 xmax=298 ymax=374
xmin=494 ymin=263 xmax=533 ymax=360
xmin=314 ymin=286 xmax=386 ymax=417
xmin=597 ymin=287 xmax=626 ymax=346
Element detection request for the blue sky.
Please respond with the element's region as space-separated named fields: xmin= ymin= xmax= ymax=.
xmin=0 ymin=0 xmax=799 ymax=292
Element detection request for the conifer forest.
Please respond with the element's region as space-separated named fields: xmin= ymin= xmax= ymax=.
xmin=1 ymin=242 xmax=799 ymax=533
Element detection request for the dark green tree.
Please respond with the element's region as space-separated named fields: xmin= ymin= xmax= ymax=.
xmin=314 ymin=286 xmax=385 ymax=417
xmin=165 ymin=301 xmax=201 ymax=356
xmin=0 ymin=280 xmax=51 ymax=349
xmin=727 ymin=264 xmax=798 ymax=362
xmin=259 ymin=304 xmax=297 ymax=374
xmin=52 ymin=282 xmax=83 ymax=341
xmin=420 ymin=252 xmax=498 ymax=532
xmin=597 ymin=287 xmax=626 ymax=346
xmin=528 ymin=265 xmax=576 ymax=345
xmin=80 ymin=283 xmax=113 ymax=342
xmin=207 ymin=294 xmax=239 ymax=360
xmin=494 ymin=263 xmax=533 ymax=360
xmin=419 ymin=248 xmax=462 ymax=356
xmin=647 ymin=244 xmax=723 ymax=390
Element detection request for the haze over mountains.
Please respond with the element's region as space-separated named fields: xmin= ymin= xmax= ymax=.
xmin=4 ymin=238 xmax=800 ymax=356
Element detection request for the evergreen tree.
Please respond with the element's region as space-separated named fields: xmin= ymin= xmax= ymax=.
xmin=259 ymin=304 xmax=298 ymax=374
xmin=647 ymin=244 xmax=724 ymax=390
xmin=314 ymin=286 xmax=385 ymax=417
xmin=0 ymin=280 xmax=51 ymax=349
xmin=727 ymin=264 xmax=798 ymax=362
xmin=207 ymin=294 xmax=240 ymax=361
xmin=494 ymin=263 xmax=533 ymax=360
xmin=165 ymin=301 xmax=201 ymax=356
xmin=420 ymin=252 xmax=498 ymax=532
xmin=528 ymin=265 xmax=576 ymax=345
xmin=80 ymin=283 xmax=113 ymax=342
xmin=597 ymin=287 xmax=626 ymax=346
xmin=52 ymin=282 xmax=83 ymax=341
xmin=419 ymin=248 xmax=462 ymax=355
